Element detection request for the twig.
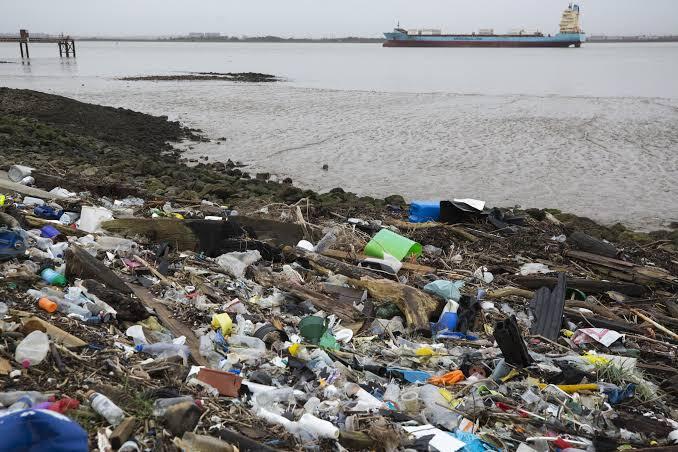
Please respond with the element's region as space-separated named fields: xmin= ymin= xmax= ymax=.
xmin=631 ymin=309 xmax=678 ymax=341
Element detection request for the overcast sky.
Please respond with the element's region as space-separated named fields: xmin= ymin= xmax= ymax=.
xmin=3 ymin=0 xmax=677 ymax=37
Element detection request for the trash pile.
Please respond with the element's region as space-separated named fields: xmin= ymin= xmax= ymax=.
xmin=1 ymin=165 xmax=677 ymax=451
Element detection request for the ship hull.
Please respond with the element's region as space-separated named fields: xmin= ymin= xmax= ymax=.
xmin=383 ymin=39 xmax=580 ymax=48
xmin=382 ymin=32 xmax=585 ymax=48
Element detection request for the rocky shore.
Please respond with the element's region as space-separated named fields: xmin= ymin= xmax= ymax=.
xmin=1 ymin=87 xmax=676 ymax=248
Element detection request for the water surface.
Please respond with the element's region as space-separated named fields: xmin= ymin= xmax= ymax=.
xmin=1 ymin=41 xmax=677 ymax=229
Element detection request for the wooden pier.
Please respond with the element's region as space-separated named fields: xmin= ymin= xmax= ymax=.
xmin=0 ymin=29 xmax=76 ymax=58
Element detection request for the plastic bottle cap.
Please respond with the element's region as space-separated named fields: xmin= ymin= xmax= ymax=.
xmin=21 ymin=359 xmax=31 ymax=369
xmin=134 ymin=344 xmax=144 ymax=352
xmin=85 ymin=390 xmax=96 ymax=400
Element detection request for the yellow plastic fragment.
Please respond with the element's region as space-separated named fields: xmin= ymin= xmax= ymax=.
xmin=500 ymin=368 xmax=521 ymax=382
xmin=211 ymin=312 xmax=233 ymax=335
xmin=538 ymin=383 xmax=599 ymax=393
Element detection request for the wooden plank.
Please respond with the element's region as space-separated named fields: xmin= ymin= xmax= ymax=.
xmin=24 ymin=215 xmax=88 ymax=237
xmin=0 ymin=174 xmax=67 ymax=200
xmin=110 ymin=417 xmax=138 ymax=449
xmin=127 ymin=285 xmax=208 ymax=367
xmin=66 ymin=244 xmax=133 ymax=294
xmin=512 ymin=275 xmax=647 ymax=297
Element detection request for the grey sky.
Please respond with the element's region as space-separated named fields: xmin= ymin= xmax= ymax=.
xmin=3 ymin=0 xmax=677 ymax=37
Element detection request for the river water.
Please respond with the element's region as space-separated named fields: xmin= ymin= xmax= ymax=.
xmin=1 ymin=41 xmax=677 ymax=229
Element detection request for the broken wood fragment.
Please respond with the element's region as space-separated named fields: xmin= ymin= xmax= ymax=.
xmin=110 ymin=417 xmax=138 ymax=449
xmin=128 ymin=285 xmax=208 ymax=367
xmin=24 ymin=215 xmax=88 ymax=237
xmin=350 ymin=277 xmax=444 ymax=331
xmin=21 ymin=317 xmax=86 ymax=349
xmin=631 ymin=309 xmax=678 ymax=341
xmin=285 ymin=246 xmax=383 ymax=280
xmin=487 ymin=287 xmax=535 ymax=299
xmin=252 ymin=268 xmax=360 ymax=322
xmin=66 ymin=244 xmax=133 ymax=294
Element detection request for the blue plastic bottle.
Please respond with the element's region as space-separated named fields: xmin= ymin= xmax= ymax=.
xmin=41 ymin=268 xmax=67 ymax=286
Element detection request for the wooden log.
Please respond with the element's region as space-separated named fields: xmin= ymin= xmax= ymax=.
xmin=252 ymin=268 xmax=360 ymax=322
xmin=110 ymin=416 xmax=138 ymax=450
xmin=128 ymin=286 xmax=208 ymax=367
xmin=66 ymin=244 xmax=133 ymax=294
xmin=24 ymin=215 xmax=88 ymax=237
xmin=487 ymin=287 xmax=535 ymax=299
xmin=568 ymin=231 xmax=620 ymax=258
xmin=322 ymin=249 xmax=437 ymax=274
xmin=564 ymin=250 xmax=678 ymax=286
xmin=102 ymin=217 xmax=307 ymax=255
xmin=384 ymin=218 xmax=479 ymax=242
xmin=350 ymin=277 xmax=444 ymax=331
xmin=285 ymin=246 xmax=383 ymax=280
xmin=512 ymin=275 xmax=646 ymax=297
xmin=563 ymin=308 xmax=645 ymax=334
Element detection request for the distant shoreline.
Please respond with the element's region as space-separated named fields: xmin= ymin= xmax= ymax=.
xmin=71 ymin=36 xmax=678 ymax=44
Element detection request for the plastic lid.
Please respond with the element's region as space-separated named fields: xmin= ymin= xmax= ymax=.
xmin=134 ymin=344 xmax=144 ymax=352
xmin=21 ymin=359 xmax=31 ymax=369
xmin=85 ymin=390 xmax=96 ymax=399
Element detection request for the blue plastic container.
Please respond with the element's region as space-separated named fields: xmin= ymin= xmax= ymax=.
xmin=34 ymin=205 xmax=63 ymax=221
xmin=408 ymin=200 xmax=441 ymax=223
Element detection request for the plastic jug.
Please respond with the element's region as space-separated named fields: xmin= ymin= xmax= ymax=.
xmin=15 ymin=330 xmax=50 ymax=368
xmin=87 ymin=391 xmax=125 ymax=426
xmin=135 ymin=343 xmax=190 ymax=363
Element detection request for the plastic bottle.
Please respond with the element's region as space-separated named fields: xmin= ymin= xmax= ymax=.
xmin=314 ymin=229 xmax=338 ymax=254
xmin=0 ymin=302 xmax=8 ymax=317
xmin=87 ymin=391 xmax=125 ymax=426
xmin=152 ymin=396 xmax=196 ymax=417
xmin=27 ymin=288 xmax=92 ymax=319
xmin=227 ymin=335 xmax=266 ymax=351
xmin=40 ymin=268 xmax=67 ymax=286
xmin=15 ymin=330 xmax=50 ymax=368
xmin=0 ymin=391 xmax=50 ymax=407
xmin=135 ymin=343 xmax=190 ymax=363
xmin=383 ymin=380 xmax=401 ymax=408
xmin=419 ymin=384 xmax=461 ymax=430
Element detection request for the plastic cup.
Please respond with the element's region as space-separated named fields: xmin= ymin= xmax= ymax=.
xmin=364 ymin=229 xmax=422 ymax=261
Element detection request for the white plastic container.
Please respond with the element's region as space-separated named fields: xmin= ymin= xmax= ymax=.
xmin=8 ymin=165 xmax=33 ymax=182
xmin=15 ymin=330 xmax=50 ymax=368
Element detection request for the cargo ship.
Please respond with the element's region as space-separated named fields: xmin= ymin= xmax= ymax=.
xmin=384 ymin=4 xmax=585 ymax=48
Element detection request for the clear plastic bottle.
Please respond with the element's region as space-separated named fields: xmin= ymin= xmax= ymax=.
xmin=0 ymin=391 xmax=50 ymax=407
xmin=87 ymin=391 xmax=125 ymax=426
xmin=15 ymin=330 xmax=50 ymax=368
xmin=227 ymin=335 xmax=266 ymax=351
xmin=419 ymin=384 xmax=461 ymax=430
xmin=27 ymin=288 xmax=92 ymax=319
xmin=135 ymin=343 xmax=189 ymax=363
xmin=383 ymin=380 xmax=401 ymax=408
xmin=152 ymin=396 xmax=196 ymax=417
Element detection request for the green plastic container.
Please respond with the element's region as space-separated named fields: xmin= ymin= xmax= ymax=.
xmin=298 ymin=316 xmax=328 ymax=344
xmin=364 ymin=229 xmax=422 ymax=261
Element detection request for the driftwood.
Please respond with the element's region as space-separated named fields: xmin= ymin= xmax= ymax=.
xmin=563 ymin=307 xmax=645 ymax=334
xmin=66 ymin=244 xmax=133 ymax=294
xmin=21 ymin=316 xmax=86 ymax=349
xmin=128 ymin=286 xmax=208 ymax=367
xmin=102 ymin=217 xmax=307 ymax=256
xmin=564 ymin=250 xmax=678 ymax=286
xmin=350 ymin=277 xmax=444 ymax=331
xmin=384 ymin=218 xmax=478 ymax=242
xmin=513 ymin=275 xmax=646 ymax=297
xmin=252 ymin=268 xmax=360 ymax=322
xmin=110 ymin=417 xmax=138 ymax=449
xmin=568 ymin=231 xmax=620 ymax=258
xmin=487 ymin=287 xmax=535 ymax=299
xmin=631 ymin=309 xmax=678 ymax=341
xmin=82 ymin=279 xmax=149 ymax=322
xmin=24 ymin=215 xmax=88 ymax=237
